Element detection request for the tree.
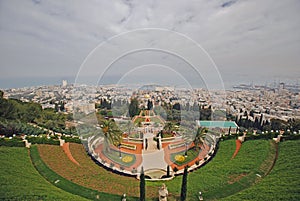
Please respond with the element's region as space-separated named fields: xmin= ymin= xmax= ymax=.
xmin=100 ymin=119 xmax=121 ymax=148
xmin=199 ymin=108 xmax=212 ymax=120
xmin=193 ymin=127 xmax=206 ymax=151
xmin=288 ymin=118 xmax=300 ymax=132
xmin=59 ymin=101 xmax=65 ymax=112
xmin=270 ymin=119 xmax=287 ymax=131
xmin=147 ymin=99 xmax=153 ymax=110
xmin=140 ymin=167 xmax=145 ymax=201
xmin=173 ymin=103 xmax=181 ymax=110
xmin=259 ymin=114 xmax=264 ymax=127
xmin=253 ymin=117 xmax=259 ymax=129
xmin=228 ymin=126 xmax=231 ymax=135
xmin=129 ymin=98 xmax=139 ymax=118
xmin=163 ymin=122 xmax=176 ymax=134
xmin=167 ymin=165 xmax=171 ymax=177
xmin=249 ymin=110 xmax=254 ymax=118
xmin=180 ymin=166 xmax=188 ymax=201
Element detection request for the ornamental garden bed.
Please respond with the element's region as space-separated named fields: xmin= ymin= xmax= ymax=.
xmin=170 ymin=148 xmax=200 ymax=166
xmin=102 ymin=148 xmax=136 ymax=167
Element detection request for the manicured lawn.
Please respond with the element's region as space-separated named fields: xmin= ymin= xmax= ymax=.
xmin=0 ymin=146 xmax=88 ymax=201
xmin=3 ymin=139 xmax=295 ymax=201
xmin=170 ymin=148 xmax=200 ymax=166
xmin=102 ymin=148 xmax=136 ymax=167
xmin=221 ymin=140 xmax=300 ymax=201
xmin=147 ymin=139 xmax=276 ymax=200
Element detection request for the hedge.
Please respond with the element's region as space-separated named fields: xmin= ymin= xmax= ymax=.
xmin=0 ymin=138 xmax=25 ymax=147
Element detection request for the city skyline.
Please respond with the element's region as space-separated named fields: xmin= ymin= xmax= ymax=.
xmin=0 ymin=0 xmax=299 ymax=89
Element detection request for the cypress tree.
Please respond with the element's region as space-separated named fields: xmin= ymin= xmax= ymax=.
xmin=167 ymin=165 xmax=170 ymax=177
xmin=180 ymin=166 xmax=188 ymax=201
xmin=140 ymin=167 xmax=145 ymax=201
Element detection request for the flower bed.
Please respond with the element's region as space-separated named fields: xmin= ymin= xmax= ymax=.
xmin=174 ymin=154 xmax=185 ymax=162
xmin=122 ymin=155 xmax=133 ymax=163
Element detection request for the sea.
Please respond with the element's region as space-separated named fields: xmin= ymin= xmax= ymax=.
xmin=0 ymin=75 xmax=299 ymax=91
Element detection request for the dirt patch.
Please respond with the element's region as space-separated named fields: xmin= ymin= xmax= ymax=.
xmin=228 ymin=173 xmax=248 ymax=184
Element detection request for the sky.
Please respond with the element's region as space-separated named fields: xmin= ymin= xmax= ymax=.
xmin=0 ymin=0 xmax=299 ymax=89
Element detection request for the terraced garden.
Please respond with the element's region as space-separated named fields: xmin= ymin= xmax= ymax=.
xmin=1 ymin=139 xmax=299 ymax=200
xmin=148 ymin=139 xmax=277 ymax=200
xmin=36 ymin=144 xmax=147 ymax=198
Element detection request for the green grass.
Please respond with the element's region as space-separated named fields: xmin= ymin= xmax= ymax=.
xmin=221 ymin=140 xmax=300 ymax=201
xmin=102 ymin=148 xmax=136 ymax=167
xmin=170 ymin=148 xmax=199 ymax=166
xmin=147 ymin=139 xmax=276 ymax=200
xmin=0 ymin=146 xmax=88 ymax=201
xmin=30 ymin=145 xmax=131 ymax=201
xmin=2 ymin=139 xmax=298 ymax=201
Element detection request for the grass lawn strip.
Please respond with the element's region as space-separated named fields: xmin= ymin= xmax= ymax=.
xmin=221 ymin=140 xmax=300 ymax=201
xmin=0 ymin=146 xmax=88 ymax=201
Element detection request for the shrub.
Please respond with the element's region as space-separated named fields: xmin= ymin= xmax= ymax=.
xmin=27 ymin=136 xmax=59 ymax=145
xmin=0 ymin=138 xmax=25 ymax=147
xmin=173 ymin=166 xmax=179 ymax=172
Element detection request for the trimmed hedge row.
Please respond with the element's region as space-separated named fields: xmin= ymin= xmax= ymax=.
xmin=0 ymin=138 xmax=25 ymax=147
xmin=221 ymin=133 xmax=300 ymax=141
xmin=27 ymin=137 xmax=60 ymax=145
xmin=61 ymin=136 xmax=81 ymax=144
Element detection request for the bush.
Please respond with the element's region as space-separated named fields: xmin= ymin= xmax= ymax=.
xmin=222 ymin=134 xmax=238 ymax=141
xmin=0 ymin=138 xmax=25 ymax=147
xmin=27 ymin=136 xmax=59 ymax=145
xmin=61 ymin=136 xmax=81 ymax=144
xmin=173 ymin=166 xmax=179 ymax=172
xmin=281 ymin=134 xmax=300 ymax=141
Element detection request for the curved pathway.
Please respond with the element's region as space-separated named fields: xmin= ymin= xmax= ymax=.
xmin=231 ymin=139 xmax=242 ymax=159
xmin=62 ymin=142 xmax=80 ymax=166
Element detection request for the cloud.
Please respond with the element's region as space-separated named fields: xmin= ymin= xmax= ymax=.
xmin=221 ymin=0 xmax=237 ymax=8
xmin=0 ymin=0 xmax=299 ymax=87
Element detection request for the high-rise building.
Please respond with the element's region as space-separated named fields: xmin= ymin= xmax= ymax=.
xmin=62 ymin=80 xmax=68 ymax=87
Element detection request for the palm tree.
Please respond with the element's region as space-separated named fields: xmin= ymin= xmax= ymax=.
xmin=164 ymin=122 xmax=176 ymax=134
xmin=100 ymin=119 xmax=121 ymax=151
xmin=193 ymin=127 xmax=206 ymax=150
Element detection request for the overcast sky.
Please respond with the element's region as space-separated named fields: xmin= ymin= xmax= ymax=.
xmin=0 ymin=0 xmax=299 ymax=88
